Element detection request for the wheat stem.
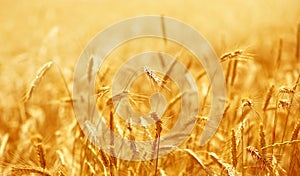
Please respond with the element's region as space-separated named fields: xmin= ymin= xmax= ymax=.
xmin=296 ymin=21 xmax=300 ymax=61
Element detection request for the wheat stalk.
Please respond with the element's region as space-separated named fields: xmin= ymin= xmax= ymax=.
xmin=160 ymin=14 xmax=167 ymax=45
xmin=288 ymin=118 xmax=300 ymax=175
xmin=261 ymin=140 xmax=300 ymax=149
xmin=281 ymin=73 xmax=300 ymax=143
xmin=151 ymin=113 xmax=162 ymax=176
xmin=296 ymin=21 xmax=300 ymax=61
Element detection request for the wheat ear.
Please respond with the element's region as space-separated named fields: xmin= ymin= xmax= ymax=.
xmin=259 ymin=123 xmax=266 ymax=157
xmin=263 ymin=85 xmax=274 ymax=111
xmin=35 ymin=138 xmax=46 ymax=170
xmin=246 ymin=146 xmax=272 ymax=172
xmin=275 ymin=38 xmax=282 ymax=70
xmin=24 ymin=61 xmax=53 ymax=102
xmin=231 ymin=129 xmax=237 ymax=169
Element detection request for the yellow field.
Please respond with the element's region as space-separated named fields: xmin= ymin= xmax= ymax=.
xmin=1 ymin=0 xmax=300 ymax=175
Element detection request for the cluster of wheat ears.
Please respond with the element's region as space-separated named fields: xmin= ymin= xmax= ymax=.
xmin=1 ymin=15 xmax=300 ymax=176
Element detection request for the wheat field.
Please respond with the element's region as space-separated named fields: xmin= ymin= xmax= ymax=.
xmin=1 ymin=0 xmax=300 ymax=175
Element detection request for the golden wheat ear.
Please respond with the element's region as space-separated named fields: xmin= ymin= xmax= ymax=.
xmin=24 ymin=61 xmax=53 ymax=102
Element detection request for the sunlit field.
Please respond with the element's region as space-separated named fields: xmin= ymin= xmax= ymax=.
xmin=1 ymin=1 xmax=300 ymax=175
